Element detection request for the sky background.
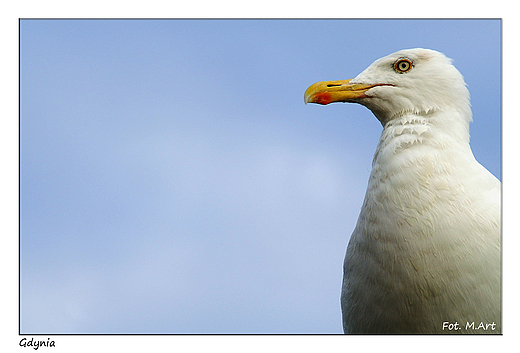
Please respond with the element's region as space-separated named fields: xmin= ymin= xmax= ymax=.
xmin=20 ymin=19 xmax=501 ymax=334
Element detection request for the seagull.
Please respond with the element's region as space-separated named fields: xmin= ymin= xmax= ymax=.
xmin=304 ymin=48 xmax=501 ymax=334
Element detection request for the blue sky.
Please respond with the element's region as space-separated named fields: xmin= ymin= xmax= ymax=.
xmin=20 ymin=19 xmax=501 ymax=334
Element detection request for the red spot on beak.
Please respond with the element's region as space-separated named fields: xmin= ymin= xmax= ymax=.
xmin=313 ymin=92 xmax=333 ymax=105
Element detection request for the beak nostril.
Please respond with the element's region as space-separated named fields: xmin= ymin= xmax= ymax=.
xmin=327 ymin=84 xmax=341 ymax=87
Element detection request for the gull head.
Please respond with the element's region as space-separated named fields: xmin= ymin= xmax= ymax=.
xmin=305 ymin=48 xmax=471 ymax=126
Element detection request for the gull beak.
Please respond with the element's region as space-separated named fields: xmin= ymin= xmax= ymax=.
xmin=304 ymin=79 xmax=387 ymax=105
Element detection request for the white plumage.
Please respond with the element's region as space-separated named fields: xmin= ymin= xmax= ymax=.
xmin=305 ymin=48 xmax=500 ymax=334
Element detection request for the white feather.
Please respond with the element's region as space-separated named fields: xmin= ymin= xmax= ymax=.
xmin=340 ymin=49 xmax=500 ymax=334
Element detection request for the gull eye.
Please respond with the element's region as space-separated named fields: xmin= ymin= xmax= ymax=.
xmin=394 ymin=58 xmax=413 ymax=73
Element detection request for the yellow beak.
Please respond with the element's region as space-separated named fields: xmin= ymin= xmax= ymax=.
xmin=304 ymin=79 xmax=386 ymax=105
